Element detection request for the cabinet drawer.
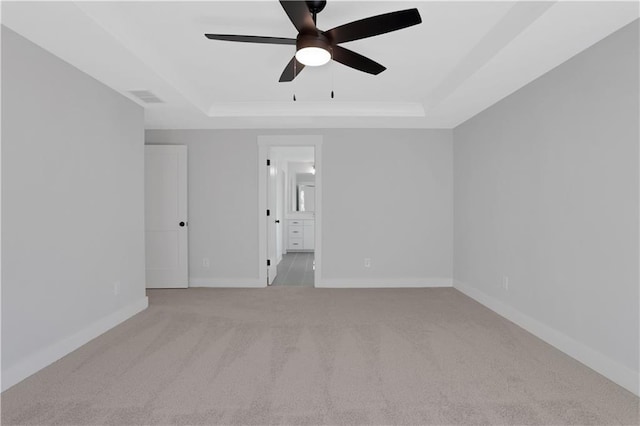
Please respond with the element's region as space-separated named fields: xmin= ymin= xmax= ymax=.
xmin=288 ymin=225 xmax=303 ymax=237
xmin=288 ymin=238 xmax=303 ymax=249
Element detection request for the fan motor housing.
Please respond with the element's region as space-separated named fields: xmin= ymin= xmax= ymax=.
xmin=306 ymin=0 xmax=327 ymax=14
xmin=296 ymin=33 xmax=332 ymax=54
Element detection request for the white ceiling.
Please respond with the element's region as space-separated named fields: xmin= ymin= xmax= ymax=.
xmin=2 ymin=1 xmax=638 ymax=129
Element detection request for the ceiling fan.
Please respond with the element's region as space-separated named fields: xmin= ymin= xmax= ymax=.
xmin=204 ymin=0 xmax=422 ymax=82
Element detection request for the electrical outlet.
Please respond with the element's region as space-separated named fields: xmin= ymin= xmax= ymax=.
xmin=203 ymin=258 xmax=210 ymax=268
xmin=364 ymin=258 xmax=371 ymax=268
xmin=114 ymin=281 xmax=121 ymax=296
xmin=503 ymin=276 xmax=509 ymax=291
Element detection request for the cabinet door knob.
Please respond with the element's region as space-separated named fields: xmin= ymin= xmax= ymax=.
xmin=179 ymin=221 xmax=186 ymax=227
xmin=275 ymin=220 xmax=280 ymax=223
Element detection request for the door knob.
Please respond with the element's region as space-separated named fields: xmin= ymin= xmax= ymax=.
xmin=275 ymin=220 xmax=280 ymax=223
xmin=179 ymin=221 xmax=186 ymax=227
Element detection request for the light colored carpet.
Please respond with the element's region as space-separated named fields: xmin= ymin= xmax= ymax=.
xmin=2 ymin=287 xmax=638 ymax=425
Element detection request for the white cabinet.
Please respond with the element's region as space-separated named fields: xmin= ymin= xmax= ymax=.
xmin=303 ymin=223 xmax=314 ymax=249
xmin=288 ymin=221 xmax=304 ymax=250
xmin=287 ymin=219 xmax=314 ymax=251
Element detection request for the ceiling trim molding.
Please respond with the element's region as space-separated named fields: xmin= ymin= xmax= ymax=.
xmin=208 ymin=102 xmax=425 ymax=117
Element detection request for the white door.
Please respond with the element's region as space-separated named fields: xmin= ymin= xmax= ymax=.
xmin=145 ymin=145 xmax=188 ymax=288
xmin=276 ymin=169 xmax=285 ymax=263
xmin=267 ymin=159 xmax=278 ymax=284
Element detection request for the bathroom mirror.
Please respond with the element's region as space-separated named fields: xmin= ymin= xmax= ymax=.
xmin=293 ymin=172 xmax=315 ymax=212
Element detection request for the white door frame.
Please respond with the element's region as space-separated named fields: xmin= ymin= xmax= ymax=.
xmin=258 ymin=135 xmax=323 ymax=287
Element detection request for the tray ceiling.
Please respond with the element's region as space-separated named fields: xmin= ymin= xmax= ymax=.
xmin=2 ymin=1 xmax=638 ymax=129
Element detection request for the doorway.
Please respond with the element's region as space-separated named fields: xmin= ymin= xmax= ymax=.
xmin=270 ymin=146 xmax=315 ymax=286
xmin=258 ymin=136 xmax=322 ymax=287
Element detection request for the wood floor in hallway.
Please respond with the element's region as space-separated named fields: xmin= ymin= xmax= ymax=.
xmin=271 ymin=252 xmax=314 ymax=287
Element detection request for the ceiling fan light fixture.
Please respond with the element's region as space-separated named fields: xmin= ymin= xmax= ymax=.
xmin=296 ymin=33 xmax=331 ymax=66
xmin=296 ymin=46 xmax=331 ymax=66
xmin=205 ymin=3 xmax=423 ymax=82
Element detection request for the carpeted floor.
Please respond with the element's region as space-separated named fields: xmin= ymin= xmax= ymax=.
xmin=2 ymin=287 xmax=638 ymax=425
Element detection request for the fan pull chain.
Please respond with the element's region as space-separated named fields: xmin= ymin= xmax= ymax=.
xmin=331 ymin=60 xmax=335 ymax=99
xmin=331 ymin=67 xmax=334 ymax=98
xmin=293 ymin=57 xmax=297 ymax=101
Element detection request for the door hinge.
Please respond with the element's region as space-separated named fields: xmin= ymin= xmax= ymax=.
xmin=267 ymin=159 xmax=271 ymax=166
xmin=266 ymin=209 xmax=270 ymax=216
xmin=267 ymin=259 xmax=271 ymax=266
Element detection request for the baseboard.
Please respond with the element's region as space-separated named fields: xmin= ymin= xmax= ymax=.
xmin=189 ymin=278 xmax=264 ymax=288
xmin=453 ymin=280 xmax=639 ymax=396
xmin=316 ymin=277 xmax=453 ymax=288
xmin=1 ymin=296 xmax=148 ymax=392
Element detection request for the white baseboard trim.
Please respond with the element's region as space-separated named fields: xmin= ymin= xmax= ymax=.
xmin=316 ymin=277 xmax=453 ymax=288
xmin=453 ymin=280 xmax=639 ymax=396
xmin=189 ymin=278 xmax=264 ymax=288
xmin=1 ymin=296 xmax=148 ymax=392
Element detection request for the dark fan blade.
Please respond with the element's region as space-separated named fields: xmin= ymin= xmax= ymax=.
xmin=324 ymin=8 xmax=421 ymax=44
xmin=279 ymin=1 xmax=316 ymax=32
xmin=279 ymin=56 xmax=305 ymax=82
xmin=205 ymin=34 xmax=296 ymax=45
xmin=331 ymin=45 xmax=386 ymax=75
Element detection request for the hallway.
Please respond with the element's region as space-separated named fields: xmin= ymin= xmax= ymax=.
xmin=271 ymin=252 xmax=314 ymax=287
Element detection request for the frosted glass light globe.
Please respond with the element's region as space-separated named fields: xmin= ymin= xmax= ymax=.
xmin=295 ymin=47 xmax=331 ymax=66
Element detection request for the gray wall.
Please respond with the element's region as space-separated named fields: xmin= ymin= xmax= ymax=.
xmin=2 ymin=27 xmax=147 ymax=386
xmin=321 ymin=129 xmax=452 ymax=284
xmin=453 ymin=20 xmax=639 ymax=389
xmin=146 ymin=130 xmax=259 ymax=282
xmin=145 ymin=129 xmax=453 ymax=286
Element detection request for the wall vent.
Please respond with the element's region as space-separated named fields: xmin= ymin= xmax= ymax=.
xmin=128 ymin=90 xmax=163 ymax=104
